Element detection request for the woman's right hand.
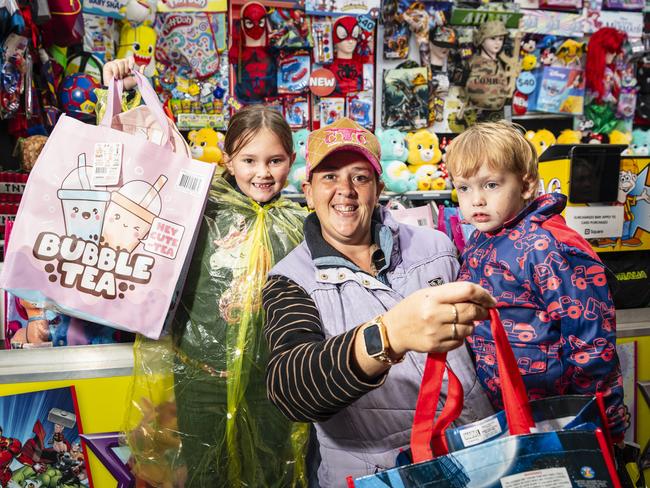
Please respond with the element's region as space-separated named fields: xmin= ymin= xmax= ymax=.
xmin=102 ymin=56 xmax=143 ymax=90
xmin=383 ymin=281 xmax=496 ymax=356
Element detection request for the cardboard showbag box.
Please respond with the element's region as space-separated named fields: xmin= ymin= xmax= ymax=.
xmin=538 ymin=144 xmax=650 ymax=252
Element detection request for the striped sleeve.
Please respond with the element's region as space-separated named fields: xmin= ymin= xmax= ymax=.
xmin=263 ymin=275 xmax=386 ymax=422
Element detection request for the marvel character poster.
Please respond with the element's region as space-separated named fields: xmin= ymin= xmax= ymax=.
xmin=0 ymin=387 xmax=92 ymax=488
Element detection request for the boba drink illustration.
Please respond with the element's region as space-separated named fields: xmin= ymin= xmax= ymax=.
xmin=57 ymin=153 xmax=110 ymax=243
xmin=101 ymin=175 xmax=168 ymax=252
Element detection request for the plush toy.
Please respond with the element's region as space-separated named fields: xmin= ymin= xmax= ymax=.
xmin=188 ymin=128 xmax=225 ymax=165
xmin=525 ymin=129 xmax=556 ymax=156
xmin=555 ymin=39 xmax=585 ymax=67
xmin=405 ymin=129 xmax=443 ymax=191
xmin=608 ymin=129 xmax=631 ymax=146
xmin=405 ymin=129 xmax=442 ymax=167
xmin=120 ymin=0 xmax=156 ymax=26
xmin=630 ymin=128 xmax=650 ymax=155
xmin=556 ymin=129 xmax=581 ymax=145
xmin=288 ymin=128 xmax=309 ymax=190
xmin=586 ymin=28 xmax=626 ymax=104
xmin=116 ymin=23 xmax=157 ymax=77
xmin=376 ymin=128 xmax=417 ymax=193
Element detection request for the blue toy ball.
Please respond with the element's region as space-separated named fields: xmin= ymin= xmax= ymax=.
xmin=58 ymin=73 xmax=100 ymax=121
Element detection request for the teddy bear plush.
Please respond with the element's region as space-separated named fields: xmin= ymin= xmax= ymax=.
xmin=405 ymin=129 xmax=443 ymax=191
xmin=375 ymin=128 xmax=416 ymax=193
xmin=287 ymin=129 xmax=309 ymax=192
xmin=188 ymin=128 xmax=225 ymax=166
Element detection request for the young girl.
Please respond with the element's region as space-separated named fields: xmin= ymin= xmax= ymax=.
xmin=103 ymin=58 xmax=308 ymax=487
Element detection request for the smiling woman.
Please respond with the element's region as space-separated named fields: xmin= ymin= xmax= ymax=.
xmin=263 ymin=117 xmax=497 ymax=487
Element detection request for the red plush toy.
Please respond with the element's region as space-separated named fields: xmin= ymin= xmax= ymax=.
xmin=585 ymin=27 xmax=627 ymax=104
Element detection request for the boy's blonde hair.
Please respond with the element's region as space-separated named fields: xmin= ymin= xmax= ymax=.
xmin=445 ymin=121 xmax=539 ymax=187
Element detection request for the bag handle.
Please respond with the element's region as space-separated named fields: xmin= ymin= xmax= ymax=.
xmin=100 ymin=70 xmax=173 ymax=150
xmin=410 ymin=308 xmax=535 ymax=463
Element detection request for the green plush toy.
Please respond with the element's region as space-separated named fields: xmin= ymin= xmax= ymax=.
xmin=376 ymin=128 xmax=417 ymax=194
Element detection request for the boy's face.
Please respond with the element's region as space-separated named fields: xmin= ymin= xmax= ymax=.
xmin=453 ymin=164 xmax=535 ymax=233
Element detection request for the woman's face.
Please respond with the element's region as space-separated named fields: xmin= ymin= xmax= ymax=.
xmin=482 ymin=36 xmax=505 ymax=58
xmin=605 ymin=52 xmax=616 ymax=64
xmin=302 ymin=153 xmax=383 ymax=248
xmin=225 ymin=128 xmax=293 ymax=203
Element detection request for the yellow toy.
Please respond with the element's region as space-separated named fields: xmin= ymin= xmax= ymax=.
xmin=405 ymin=129 xmax=442 ymax=168
xmin=526 ymin=129 xmax=556 ymax=156
xmin=521 ymin=54 xmax=537 ymax=71
xmin=117 ymin=23 xmax=157 ymax=77
xmin=556 ymin=129 xmax=582 ymax=145
xmin=413 ymin=164 xmax=441 ymax=191
xmin=188 ymin=128 xmax=225 ymax=165
xmin=609 ymin=129 xmax=632 ymax=146
xmin=120 ymin=0 xmax=156 ymax=26
xmin=555 ymin=39 xmax=585 ymax=67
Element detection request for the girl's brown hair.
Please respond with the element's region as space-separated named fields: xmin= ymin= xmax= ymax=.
xmin=445 ymin=121 xmax=539 ymax=186
xmin=224 ymin=105 xmax=294 ymax=158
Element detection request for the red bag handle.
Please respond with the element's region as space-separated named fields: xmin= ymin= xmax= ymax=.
xmin=410 ymin=308 xmax=535 ymax=463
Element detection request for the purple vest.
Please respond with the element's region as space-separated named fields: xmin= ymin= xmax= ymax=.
xmin=270 ymin=210 xmax=494 ymax=487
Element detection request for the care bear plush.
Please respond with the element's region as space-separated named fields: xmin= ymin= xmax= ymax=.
xmin=405 ymin=129 xmax=443 ymax=191
xmin=376 ymin=128 xmax=417 ymax=194
xmin=630 ymin=128 xmax=650 ymax=156
xmin=188 ymin=128 xmax=225 ymax=166
xmin=288 ymin=129 xmax=309 ymax=192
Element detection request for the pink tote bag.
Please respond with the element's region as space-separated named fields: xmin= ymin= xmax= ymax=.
xmin=0 ymin=72 xmax=215 ymax=339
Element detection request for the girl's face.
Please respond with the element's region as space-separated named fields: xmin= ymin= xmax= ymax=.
xmin=482 ymin=36 xmax=505 ymax=58
xmin=225 ymin=128 xmax=294 ymax=203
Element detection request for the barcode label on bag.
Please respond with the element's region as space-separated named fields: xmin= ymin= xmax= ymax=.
xmin=458 ymin=416 xmax=502 ymax=447
xmin=93 ymin=143 xmax=123 ymax=186
xmin=176 ymin=170 xmax=204 ymax=195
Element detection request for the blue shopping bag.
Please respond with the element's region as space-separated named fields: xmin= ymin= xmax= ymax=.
xmin=349 ymin=309 xmax=622 ymax=488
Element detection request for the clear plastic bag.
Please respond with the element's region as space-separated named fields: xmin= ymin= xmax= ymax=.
xmin=124 ymin=176 xmax=309 ymax=487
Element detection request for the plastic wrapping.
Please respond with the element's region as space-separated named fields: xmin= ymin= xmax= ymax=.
xmin=124 ymin=176 xmax=309 ymax=487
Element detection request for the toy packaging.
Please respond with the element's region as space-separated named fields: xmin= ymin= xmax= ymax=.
xmin=0 ymin=73 xmax=215 ymax=339
xmin=284 ymin=96 xmax=310 ymax=128
xmin=0 ymin=386 xmax=94 ymax=487
xmin=382 ymin=66 xmax=429 ymax=130
xmin=532 ymin=66 xmax=585 ymax=114
xmin=319 ymin=97 xmax=345 ymax=126
xmin=277 ymin=55 xmax=310 ymax=94
xmin=346 ymin=91 xmax=373 ymax=128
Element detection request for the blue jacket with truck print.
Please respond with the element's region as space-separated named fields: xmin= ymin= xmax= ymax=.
xmin=459 ymin=192 xmax=627 ymax=439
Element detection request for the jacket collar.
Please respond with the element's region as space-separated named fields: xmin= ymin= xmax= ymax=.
xmin=484 ymin=192 xmax=567 ymax=237
xmin=303 ymin=206 xmax=400 ymax=275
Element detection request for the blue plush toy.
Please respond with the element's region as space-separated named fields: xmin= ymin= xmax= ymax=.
xmin=631 ymin=128 xmax=650 ymax=156
xmin=287 ymin=128 xmax=309 ymax=192
xmin=376 ymin=128 xmax=417 ymax=193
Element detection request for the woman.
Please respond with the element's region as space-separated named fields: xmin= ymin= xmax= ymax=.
xmin=263 ymin=117 xmax=496 ymax=487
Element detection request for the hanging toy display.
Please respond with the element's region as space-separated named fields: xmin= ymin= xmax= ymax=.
xmin=327 ymin=16 xmax=363 ymax=96
xmin=464 ymin=20 xmax=521 ymax=113
xmin=116 ymin=23 xmax=157 ymax=77
xmin=229 ymin=1 xmax=277 ymax=103
xmin=584 ymin=27 xmax=628 ymax=133
xmin=402 ymin=2 xmax=432 ymax=67
xmin=120 ymin=0 xmax=156 ymax=26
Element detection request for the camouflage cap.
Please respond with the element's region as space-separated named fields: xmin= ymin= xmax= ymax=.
xmin=473 ymin=20 xmax=509 ymax=47
xmin=430 ymin=26 xmax=458 ymax=48
xmin=306 ymin=118 xmax=382 ymax=178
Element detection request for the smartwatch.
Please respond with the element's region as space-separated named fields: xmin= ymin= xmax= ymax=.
xmin=363 ymin=315 xmax=404 ymax=365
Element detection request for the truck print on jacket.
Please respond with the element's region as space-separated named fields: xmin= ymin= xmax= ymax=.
xmin=459 ymin=192 xmax=627 ymax=438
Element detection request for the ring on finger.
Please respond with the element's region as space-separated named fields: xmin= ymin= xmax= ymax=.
xmin=450 ymin=304 xmax=458 ymax=340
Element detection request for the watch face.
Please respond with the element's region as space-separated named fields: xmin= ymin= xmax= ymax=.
xmin=363 ymin=324 xmax=384 ymax=356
